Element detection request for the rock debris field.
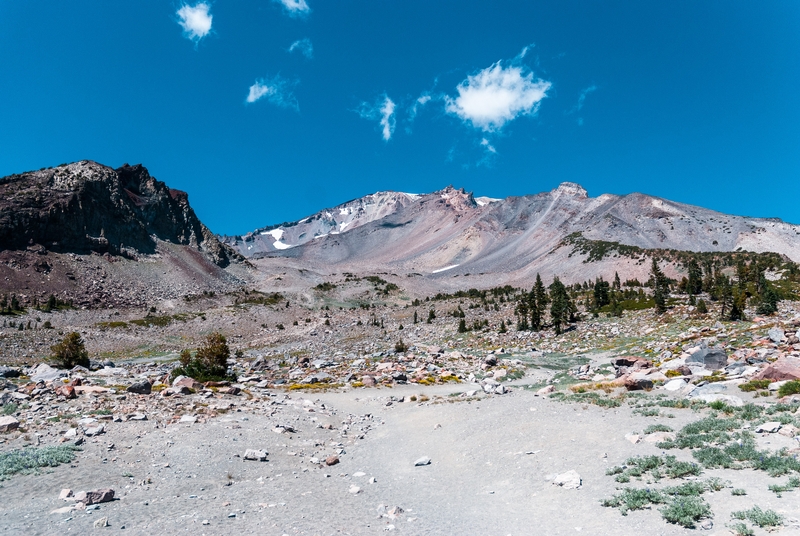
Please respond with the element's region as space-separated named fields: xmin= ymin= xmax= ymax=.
xmin=1 ymin=300 xmax=800 ymax=535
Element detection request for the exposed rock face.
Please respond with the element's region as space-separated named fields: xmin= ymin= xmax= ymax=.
xmin=224 ymin=181 xmax=800 ymax=286
xmin=0 ymin=161 xmax=237 ymax=267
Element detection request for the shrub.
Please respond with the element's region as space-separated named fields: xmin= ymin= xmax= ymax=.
xmin=777 ymin=380 xmax=800 ymax=397
xmin=731 ymin=506 xmax=783 ymax=529
xmin=395 ymin=339 xmax=408 ymax=353
xmin=49 ymin=332 xmax=90 ymax=369
xmin=171 ymin=332 xmax=232 ymax=382
xmin=0 ymin=445 xmax=80 ymax=480
xmin=659 ymin=495 xmax=712 ymax=528
xmin=696 ymin=299 xmax=708 ymax=314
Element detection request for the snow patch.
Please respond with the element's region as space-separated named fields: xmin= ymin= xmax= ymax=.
xmin=340 ymin=221 xmax=352 ymax=232
xmin=432 ymin=264 xmax=459 ymax=274
xmin=272 ymin=240 xmax=293 ymax=250
xmin=339 ymin=208 xmax=350 ymax=216
xmin=261 ymin=229 xmax=284 ymax=240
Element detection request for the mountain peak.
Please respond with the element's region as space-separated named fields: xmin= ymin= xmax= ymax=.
xmin=554 ymin=182 xmax=588 ymax=198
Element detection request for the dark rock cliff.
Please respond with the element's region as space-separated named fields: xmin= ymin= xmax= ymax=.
xmin=0 ymin=161 xmax=240 ymax=267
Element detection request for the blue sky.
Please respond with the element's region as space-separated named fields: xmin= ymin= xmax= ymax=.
xmin=1 ymin=1 xmax=799 ymax=235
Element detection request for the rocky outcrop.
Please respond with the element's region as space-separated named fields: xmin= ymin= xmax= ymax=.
xmin=0 ymin=161 xmax=240 ymax=267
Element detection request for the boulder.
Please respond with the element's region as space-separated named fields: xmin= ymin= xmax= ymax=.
xmin=768 ymin=327 xmax=785 ymax=344
xmin=54 ymin=385 xmax=76 ymax=399
xmin=126 ymin=380 xmax=152 ymax=395
xmin=30 ymin=363 xmax=66 ymax=382
xmin=754 ymin=358 xmax=800 ymax=381
xmin=535 ymin=385 xmax=555 ymax=396
xmin=73 ymin=489 xmax=114 ymax=506
xmin=0 ymin=366 xmax=20 ymax=378
xmin=663 ymin=378 xmax=688 ymax=392
xmin=173 ymin=376 xmax=203 ymax=390
xmin=0 ymin=415 xmax=20 ymax=432
xmin=484 ymin=355 xmax=497 ymax=366
xmin=325 ymin=455 xmax=340 ymax=466
xmin=624 ymin=373 xmax=653 ymax=391
xmin=685 ymin=343 xmax=728 ymax=370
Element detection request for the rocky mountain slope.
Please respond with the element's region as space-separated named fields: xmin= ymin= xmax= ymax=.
xmin=226 ymin=183 xmax=800 ymax=286
xmin=0 ymin=162 xmax=245 ymax=307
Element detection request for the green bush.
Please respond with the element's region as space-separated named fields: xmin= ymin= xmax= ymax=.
xmin=49 ymin=331 xmax=90 ymax=369
xmin=777 ymin=380 xmax=800 ymax=397
xmin=731 ymin=506 xmax=783 ymax=529
xmin=170 ymin=332 xmax=232 ymax=382
xmin=0 ymin=445 xmax=80 ymax=480
xmin=659 ymin=496 xmax=712 ymax=528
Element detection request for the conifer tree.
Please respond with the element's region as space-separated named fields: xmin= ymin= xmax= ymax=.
xmin=650 ymin=259 xmax=669 ymax=314
xmin=549 ymin=276 xmax=571 ymax=335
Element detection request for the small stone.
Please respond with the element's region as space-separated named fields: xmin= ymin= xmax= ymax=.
xmin=755 ymin=421 xmax=782 ymax=434
xmin=387 ymin=506 xmax=404 ymax=519
xmin=325 ymin=455 xmax=339 ymax=466
xmin=202 ymin=520 xmax=210 ymax=525
xmin=50 ymin=506 xmax=75 ymax=515
xmin=414 ymin=456 xmax=431 ymax=466
xmin=353 ymin=471 xmax=366 ymax=477
xmin=348 ymin=485 xmax=361 ymax=494
xmin=536 ymin=385 xmax=555 ymax=396
xmin=228 ymin=512 xmax=236 ymax=518
xmin=244 ymin=449 xmax=268 ymax=461
xmin=59 ymin=488 xmax=73 ymax=500
xmin=179 ymin=415 xmax=197 ymax=424
xmin=84 ymin=424 xmax=105 ymax=437
xmin=624 ymin=433 xmax=640 ymax=444
xmin=93 ymin=517 xmax=109 ymax=528
xmin=699 ymin=519 xmax=713 ymax=530
xmin=0 ymin=416 xmax=20 ymax=433
xmin=552 ymin=470 xmax=582 ymax=489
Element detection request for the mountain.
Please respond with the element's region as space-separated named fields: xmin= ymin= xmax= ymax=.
xmin=226 ymin=183 xmax=800 ymax=286
xmin=0 ymin=161 xmax=244 ymax=307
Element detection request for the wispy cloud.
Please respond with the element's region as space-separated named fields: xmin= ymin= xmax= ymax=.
xmin=177 ymin=2 xmax=213 ymax=43
xmin=407 ymin=93 xmax=433 ymax=123
xmin=245 ymin=75 xmax=299 ymax=111
xmin=480 ymin=138 xmax=497 ymax=154
xmin=275 ymin=0 xmax=311 ymax=17
xmin=288 ymin=38 xmax=313 ymax=59
xmin=568 ymin=85 xmax=597 ymax=125
xmin=570 ymin=85 xmax=597 ymax=114
xmin=445 ymin=52 xmax=551 ymax=132
xmin=357 ymin=95 xmax=396 ymax=141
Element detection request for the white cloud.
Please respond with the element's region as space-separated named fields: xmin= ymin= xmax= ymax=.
xmin=288 ymin=38 xmax=313 ymax=59
xmin=245 ymin=75 xmax=299 ymax=110
xmin=275 ymin=0 xmax=311 ymax=17
xmin=357 ymin=95 xmax=396 ymax=141
xmin=177 ymin=2 xmax=213 ymax=43
xmin=480 ymin=138 xmax=497 ymax=154
xmin=445 ymin=60 xmax=551 ymax=132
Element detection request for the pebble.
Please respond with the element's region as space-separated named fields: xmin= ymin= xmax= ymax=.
xmin=414 ymin=456 xmax=431 ymax=466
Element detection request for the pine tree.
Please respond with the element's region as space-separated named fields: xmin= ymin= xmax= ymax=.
xmin=650 ymin=259 xmax=669 ymax=314
xmin=530 ymin=273 xmax=548 ymax=331
xmin=458 ymin=319 xmax=467 ymax=333
xmin=687 ymin=259 xmax=703 ymax=295
xmin=498 ymin=320 xmax=507 ymax=334
xmin=613 ymin=272 xmax=621 ymax=291
xmin=413 ymin=311 xmax=418 ymax=324
xmin=549 ymin=276 xmax=570 ymax=335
